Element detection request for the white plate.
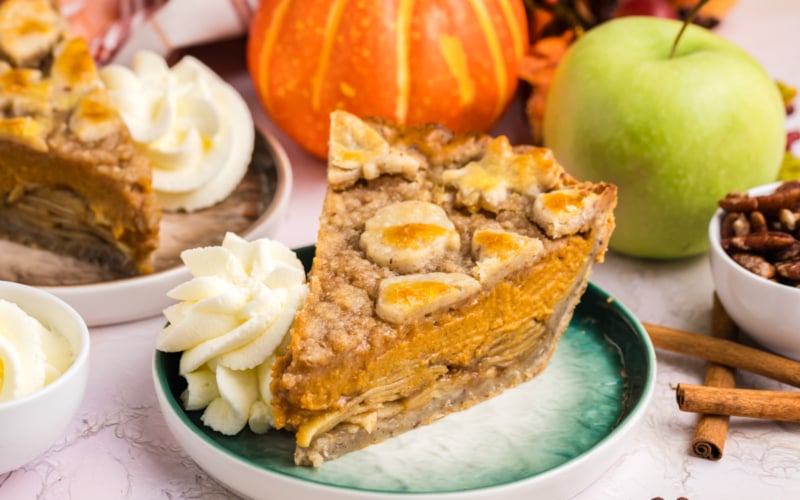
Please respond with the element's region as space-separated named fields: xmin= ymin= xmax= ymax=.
xmin=1 ymin=129 xmax=292 ymax=327
xmin=153 ymin=274 xmax=656 ymax=500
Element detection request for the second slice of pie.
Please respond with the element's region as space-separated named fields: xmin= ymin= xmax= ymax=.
xmin=271 ymin=111 xmax=617 ymax=466
xmin=0 ymin=0 xmax=160 ymax=277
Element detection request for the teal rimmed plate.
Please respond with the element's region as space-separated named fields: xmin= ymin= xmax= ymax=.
xmin=153 ymin=246 xmax=655 ymax=499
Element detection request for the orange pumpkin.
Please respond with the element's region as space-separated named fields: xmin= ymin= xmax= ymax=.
xmin=247 ymin=0 xmax=529 ymax=158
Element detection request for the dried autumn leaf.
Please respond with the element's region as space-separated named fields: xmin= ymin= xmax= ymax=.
xmin=777 ymin=80 xmax=798 ymax=109
xmin=779 ymin=152 xmax=800 ymax=182
xmin=518 ymin=31 xmax=574 ymax=145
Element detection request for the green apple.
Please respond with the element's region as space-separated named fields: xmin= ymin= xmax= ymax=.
xmin=543 ymin=16 xmax=785 ymax=259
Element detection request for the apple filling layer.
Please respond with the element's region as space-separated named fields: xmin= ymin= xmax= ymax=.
xmin=0 ymin=185 xmax=144 ymax=277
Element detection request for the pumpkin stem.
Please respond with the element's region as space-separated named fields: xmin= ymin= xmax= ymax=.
xmin=670 ymin=0 xmax=710 ymax=58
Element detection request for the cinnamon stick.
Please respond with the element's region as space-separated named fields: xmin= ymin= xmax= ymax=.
xmin=691 ymin=294 xmax=737 ymax=460
xmin=676 ymin=384 xmax=800 ymax=422
xmin=644 ymin=323 xmax=800 ymax=388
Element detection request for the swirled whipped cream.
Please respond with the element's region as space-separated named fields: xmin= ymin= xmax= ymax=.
xmin=99 ymin=51 xmax=255 ymax=212
xmin=0 ymin=300 xmax=74 ymax=402
xmin=157 ymin=232 xmax=307 ymax=435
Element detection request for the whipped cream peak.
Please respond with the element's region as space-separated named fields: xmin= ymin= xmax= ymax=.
xmin=180 ymin=246 xmax=250 ymax=282
xmin=131 ymin=49 xmax=171 ymax=83
xmin=100 ymin=50 xmax=254 ymax=212
xmin=157 ymin=233 xmax=307 ymax=435
xmin=0 ymin=299 xmax=74 ymax=402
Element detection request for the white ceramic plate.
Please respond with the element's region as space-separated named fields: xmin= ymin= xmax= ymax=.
xmin=1 ymin=129 xmax=292 ymax=327
xmin=153 ymin=263 xmax=656 ymax=500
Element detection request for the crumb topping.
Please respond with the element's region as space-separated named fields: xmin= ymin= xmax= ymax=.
xmin=286 ymin=111 xmax=607 ymax=366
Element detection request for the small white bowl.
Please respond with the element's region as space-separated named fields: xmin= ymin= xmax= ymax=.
xmin=709 ymin=181 xmax=800 ymax=360
xmin=0 ymin=281 xmax=90 ymax=474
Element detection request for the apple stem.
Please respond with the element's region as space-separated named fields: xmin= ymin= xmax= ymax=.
xmin=670 ymin=0 xmax=710 ymax=58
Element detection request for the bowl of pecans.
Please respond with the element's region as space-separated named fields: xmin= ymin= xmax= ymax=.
xmin=709 ymin=180 xmax=800 ymax=359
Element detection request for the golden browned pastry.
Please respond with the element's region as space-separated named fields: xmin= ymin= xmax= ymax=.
xmin=0 ymin=0 xmax=160 ymax=276
xmin=271 ymin=110 xmax=617 ymax=466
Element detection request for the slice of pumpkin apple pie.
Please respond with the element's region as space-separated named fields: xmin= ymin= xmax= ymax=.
xmin=271 ymin=110 xmax=617 ymax=466
xmin=0 ymin=0 xmax=160 ymax=277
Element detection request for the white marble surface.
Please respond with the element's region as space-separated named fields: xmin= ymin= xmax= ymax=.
xmin=3 ymin=1 xmax=800 ymax=498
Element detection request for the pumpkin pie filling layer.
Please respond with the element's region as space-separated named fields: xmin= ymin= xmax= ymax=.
xmin=272 ymin=111 xmax=616 ymax=466
xmin=0 ymin=0 xmax=160 ymax=276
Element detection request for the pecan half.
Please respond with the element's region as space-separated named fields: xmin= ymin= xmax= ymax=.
xmin=776 ymin=261 xmax=800 ymax=281
xmin=731 ymin=253 xmax=776 ymax=279
xmin=721 ymin=231 xmax=796 ymax=253
xmin=718 ymin=187 xmax=800 ymax=214
xmin=754 ymin=188 xmax=800 ymax=213
xmin=771 ymin=241 xmax=800 ymax=262
xmin=718 ymin=192 xmax=758 ymax=212
xmin=721 ymin=212 xmax=742 ymax=239
xmin=775 ymin=180 xmax=800 ymax=193
xmin=779 ymin=208 xmax=798 ymax=232
xmin=749 ymin=210 xmax=767 ymax=233
xmin=731 ymin=212 xmax=750 ymax=236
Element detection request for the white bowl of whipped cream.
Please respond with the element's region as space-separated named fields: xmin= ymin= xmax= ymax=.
xmin=0 ymin=281 xmax=90 ymax=474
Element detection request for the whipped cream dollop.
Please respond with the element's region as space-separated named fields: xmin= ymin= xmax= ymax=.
xmin=0 ymin=300 xmax=74 ymax=402
xmin=157 ymin=232 xmax=307 ymax=435
xmin=99 ymin=50 xmax=255 ymax=212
